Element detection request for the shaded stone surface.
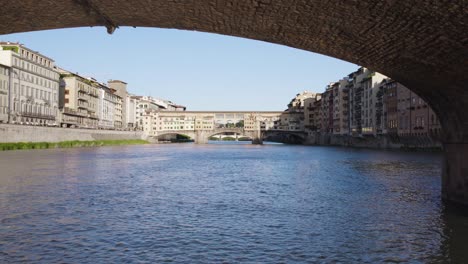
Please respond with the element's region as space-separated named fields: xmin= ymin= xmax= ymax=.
xmin=1 ymin=0 xmax=467 ymax=204
xmin=443 ymin=143 xmax=468 ymax=205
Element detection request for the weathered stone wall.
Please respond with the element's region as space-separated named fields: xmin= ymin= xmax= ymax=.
xmin=0 ymin=124 xmax=146 ymax=143
xmin=304 ymin=133 xmax=442 ymax=150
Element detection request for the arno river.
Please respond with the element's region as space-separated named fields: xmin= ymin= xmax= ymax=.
xmin=0 ymin=142 xmax=467 ymax=263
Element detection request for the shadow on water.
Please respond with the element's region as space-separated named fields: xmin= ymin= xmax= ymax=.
xmin=436 ymin=204 xmax=468 ymax=263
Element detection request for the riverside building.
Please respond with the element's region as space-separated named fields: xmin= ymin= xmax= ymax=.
xmin=98 ymin=84 xmax=121 ymax=129
xmin=0 ymin=64 xmax=9 ymax=123
xmin=300 ymin=67 xmax=441 ymax=141
xmin=332 ymin=79 xmax=350 ymax=135
xmin=395 ymin=81 xmax=442 ymax=137
xmin=348 ymin=67 xmax=387 ymax=136
xmin=281 ymin=91 xmax=316 ymax=131
xmin=126 ymin=94 xmax=138 ymax=129
xmin=0 ymin=42 xmax=60 ymax=126
xmin=303 ymin=94 xmax=322 ymax=133
xmin=108 ymin=80 xmax=127 ymax=129
xmin=58 ymin=69 xmax=100 ymax=128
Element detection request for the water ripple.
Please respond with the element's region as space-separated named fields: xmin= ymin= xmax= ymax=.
xmin=0 ymin=144 xmax=467 ymax=263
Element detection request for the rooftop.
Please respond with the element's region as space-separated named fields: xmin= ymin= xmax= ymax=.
xmin=0 ymin=41 xmax=55 ymax=62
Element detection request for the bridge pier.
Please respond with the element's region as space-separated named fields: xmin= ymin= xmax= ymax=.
xmin=194 ymin=131 xmax=208 ymax=144
xmin=428 ymin=90 xmax=468 ymax=209
xmin=250 ymin=130 xmax=263 ymax=145
xmin=252 ymin=137 xmax=263 ymax=145
xmin=442 ymin=142 xmax=468 ymax=207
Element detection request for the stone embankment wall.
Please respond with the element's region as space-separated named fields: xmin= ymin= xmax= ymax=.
xmin=304 ymin=133 xmax=442 ymax=150
xmin=0 ymin=124 xmax=146 ymax=143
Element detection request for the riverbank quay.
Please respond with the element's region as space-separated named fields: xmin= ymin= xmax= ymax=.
xmin=303 ymin=133 xmax=442 ymax=151
xmin=0 ymin=124 xmax=146 ymax=143
xmin=0 ymin=139 xmax=149 ymax=151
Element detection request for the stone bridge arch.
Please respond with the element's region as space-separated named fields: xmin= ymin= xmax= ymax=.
xmin=152 ymin=131 xmax=196 ymax=142
xmin=263 ymin=130 xmax=307 ymax=144
xmin=196 ymin=128 xmax=259 ymax=144
xmin=2 ymin=1 xmax=467 ymax=205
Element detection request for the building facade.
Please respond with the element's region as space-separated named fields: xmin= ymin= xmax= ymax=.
xmin=299 ymin=68 xmax=441 ymax=141
xmin=382 ymin=79 xmax=398 ymax=135
xmin=0 ymin=64 xmax=9 ymax=123
xmin=303 ymin=94 xmax=322 ymax=133
xmin=332 ymin=79 xmax=350 ymax=135
xmin=98 ymin=85 xmax=120 ymax=129
xmin=396 ymin=82 xmax=441 ymax=137
xmin=114 ymin=93 xmax=123 ymax=129
xmin=282 ymin=91 xmax=316 ymax=131
xmin=347 ymin=67 xmax=387 ymax=136
xmin=108 ymin=80 xmax=127 ymax=129
xmin=126 ymin=94 xmax=138 ymax=129
xmin=319 ymin=85 xmax=333 ymax=133
xmin=58 ymin=70 xmax=100 ymax=128
xmin=0 ymin=42 xmax=60 ymax=126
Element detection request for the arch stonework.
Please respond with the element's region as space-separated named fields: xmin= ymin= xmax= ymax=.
xmin=154 ymin=131 xmax=196 ymax=141
xmin=2 ymin=1 xmax=467 ymax=205
xmin=196 ymin=128 xmax=261 ymax=144
xmin=153 ymin=128 xmax=261 ymax=144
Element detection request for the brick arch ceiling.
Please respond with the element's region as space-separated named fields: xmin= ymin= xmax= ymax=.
xmin=1 ymin=0 xmax=467 ymax=140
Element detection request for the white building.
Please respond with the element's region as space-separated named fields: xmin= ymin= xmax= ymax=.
xmin=332 ymin=79 xmax=351 ymax=135
xmin=135 ymin=96 xmax=163 ymax=129
xmin=108 ymin=80 xmax=127 ymax=129
xmin=141 ymin=111 xmax=196 ymax=136
xmin=98 ymin=84 xmax=119 ymax=129
xmin=282 ymin=91 xmax=316 ymax=131
xmin=126 ymin=94 xmax=138 ymax=129
xmin=0 ymin=64 xmax=9 ymax=123
xmin=58 ymin=69 xmax=100 ymax=128
xmin=349 ymin=67 xmax=387 ymax=136
xmin=0 ymin=42 xmax=60 ymax=126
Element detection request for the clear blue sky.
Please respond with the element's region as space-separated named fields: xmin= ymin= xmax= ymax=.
xmin=1 ymin=27 xmax=357 ymax=111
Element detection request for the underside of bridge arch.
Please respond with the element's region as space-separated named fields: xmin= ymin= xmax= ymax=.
xmin=202 ymin=130 xmax=258 ymax=144
xmin=263 ymin=132 xmax=306 ymax=145
xmin=2 ymin=1 xmax=467 ymax=206
xmin=154 ymin=132 xmax=195 ymax=142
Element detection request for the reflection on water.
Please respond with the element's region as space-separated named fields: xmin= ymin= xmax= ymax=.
xmin=0 ymin=144 xmax=467 ymax=263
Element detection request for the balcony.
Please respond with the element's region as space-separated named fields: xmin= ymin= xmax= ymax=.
xmin=20 ymin=111 xmax=56 ymax=120
xmin=78 ymin=100 xmax=89 ymax=108
xmin=78 ymin=86 xmax=89 ymax=93
xmin=63 ymin=107 xmax=87 ymax=117
xmin=78 ymin=93 xmax=88 ymax=100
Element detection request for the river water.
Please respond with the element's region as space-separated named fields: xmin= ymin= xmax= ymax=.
xmin=0 ymin=142 xmax=467 ymax=263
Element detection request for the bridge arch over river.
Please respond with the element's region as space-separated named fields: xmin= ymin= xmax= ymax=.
xmin=2 ymin=1 xmax=466 ymax=205
xmin=154 ymin=128 xmax=261 ymax=144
